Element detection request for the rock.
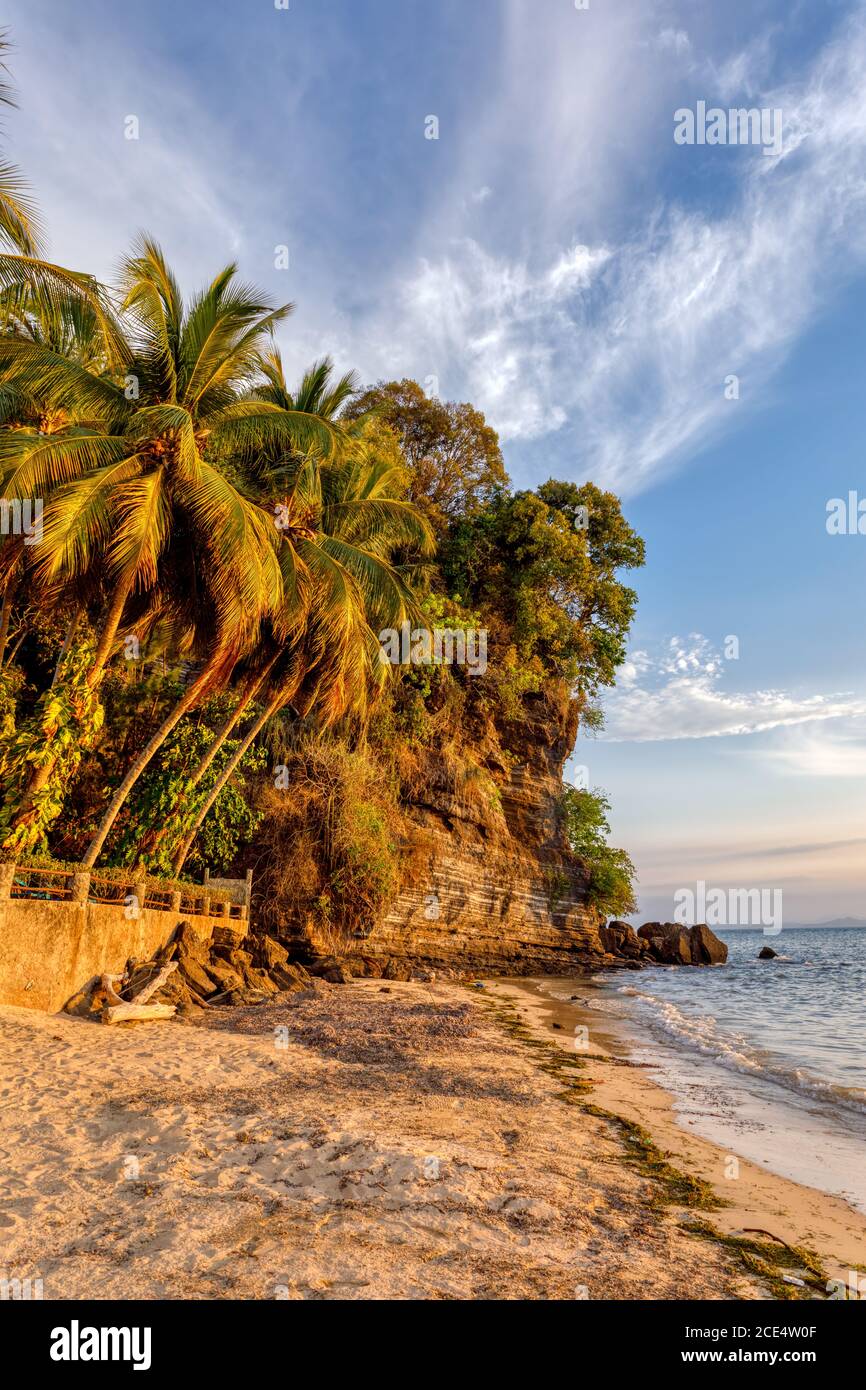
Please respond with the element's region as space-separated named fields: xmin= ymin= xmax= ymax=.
xmin=203 ymin=959 xmax=244 ymax=994
xmin=255 ymin=934 xmax=291 ymax=972
xmin=323 ymin=962 xmax=353 ymax=984
xmin=177 ymin=955 xmax=218 ymax=998
xmin=211 ymin=923 xmax=248 ymax=951
xmin=636 ymin=921 xmax=727 ymax=966
xmin=600 ymin=921 xmax=644 ymax=959
xmin=758 ymin=946 xmax=778 ymax=960
xmin=241 ymin=965 xmax=279 ymax=995
xmin=689 ymin=924 xmax=728 ymax=965
xmin=226 ymin=986 xmax=270 ymax=1006
xmin=268 ymin=962 xmax=312 ymax=992
xmin=383 ymin=958 xmax=412 ymax=982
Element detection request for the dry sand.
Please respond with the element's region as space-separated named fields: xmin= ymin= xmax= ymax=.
xmin=1 ymin=976 xmax=860 ymax=1301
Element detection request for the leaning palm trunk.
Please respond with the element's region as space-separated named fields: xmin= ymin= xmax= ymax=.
xmin=132 ymin=662 xmax=275 ymax=866
xmin=0 ymin=573 xmax=16 ymax=669
xmin=171 ymin=687 xmax=286 ymax=876
xmin=81 ymin=656 xmax=227 ymax=868
xmin=87 ymin=573 xmax=135 ymax=686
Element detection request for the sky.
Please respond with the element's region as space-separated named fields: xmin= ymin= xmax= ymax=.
xmin=5 ymin=0 xmax=866 ymax=924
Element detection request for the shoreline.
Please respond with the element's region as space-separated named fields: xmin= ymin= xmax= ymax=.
xmin=486 ymin=975 xmax=866 ymax=1283
xmin=2 ymin=977 xmax=863 ymax=1300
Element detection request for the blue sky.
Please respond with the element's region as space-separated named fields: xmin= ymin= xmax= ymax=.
xmin=6 ymin=0 xmax=866 ymax=922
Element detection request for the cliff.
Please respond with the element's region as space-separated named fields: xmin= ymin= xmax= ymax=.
xmin=308 ymin=688 xmax=604 ymax=975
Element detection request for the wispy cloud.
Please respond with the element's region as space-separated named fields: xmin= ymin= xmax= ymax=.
xmin=600 ymin=635 xmax=866 ymax=743
xmin=364 ymin=7 xmax=866 ymax=494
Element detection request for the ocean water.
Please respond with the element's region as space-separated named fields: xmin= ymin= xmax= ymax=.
xmin=550 ymin=928 xmax=866 ymax=1211
xmin=611 ymin=928 xmax=866 ymax=1112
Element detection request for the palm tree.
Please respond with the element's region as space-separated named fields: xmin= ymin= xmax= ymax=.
xmin=0 ymin=238 xmax=350 ymax=853
xmin=166 ymin=433 xmax=435 ymax=873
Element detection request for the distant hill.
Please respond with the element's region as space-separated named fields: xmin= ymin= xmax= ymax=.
xmin=783 ymin=917 xmax=866 ymax=930
xmin=718 ymin=917 xmax=866 ymax=931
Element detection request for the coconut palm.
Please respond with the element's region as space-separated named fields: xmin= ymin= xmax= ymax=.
xmin=0 ymin=238 xmax=353 ymax=853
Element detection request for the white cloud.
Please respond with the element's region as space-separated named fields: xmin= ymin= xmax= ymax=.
xmin=362 ymin=8 xmax=866 ymax=495
xmin=758 ymin=721 xmax=866 ymax=777
xmin=600 ymin=635 xmax=866 ymax=742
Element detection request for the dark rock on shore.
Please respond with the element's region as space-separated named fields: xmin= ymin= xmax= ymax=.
xmin=610 ymin=920 xmax=730 ymax=967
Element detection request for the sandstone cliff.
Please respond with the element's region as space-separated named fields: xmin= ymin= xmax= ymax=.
xmin=342 ymin=688 xmax=604 ymax=975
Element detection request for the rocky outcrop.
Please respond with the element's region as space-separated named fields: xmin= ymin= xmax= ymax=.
xmin=636 ymin=921 xmax=728 ymax=966
xmin=758 ymin=946 xmax=778 ymax=960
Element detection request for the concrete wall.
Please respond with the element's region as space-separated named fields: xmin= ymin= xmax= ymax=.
xmin=0 ymin=866 xmax=240 ymax=1011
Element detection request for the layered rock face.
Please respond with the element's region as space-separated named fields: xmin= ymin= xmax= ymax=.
xmin=351 ymin=689 xmax=604 ymax=975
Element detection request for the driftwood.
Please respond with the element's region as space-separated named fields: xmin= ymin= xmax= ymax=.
xmin=126 ymin=959 xmax=177 ymax=1004
xmin=100 ymin=974 xmax=126 ymax=1006
xmin=101 ymin=1001 xmax=176 ymax=1024
xmin=99 ymin=962 xmax=178 ymax=1023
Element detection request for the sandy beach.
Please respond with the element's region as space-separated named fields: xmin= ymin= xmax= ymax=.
xmin=2 ymin=976 xmax=863 ymax=1301
xmin=489 ymin=978 xmax=866 ymax=1285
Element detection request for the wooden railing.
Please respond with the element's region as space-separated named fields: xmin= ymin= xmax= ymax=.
xmin=0 ymin=862 xmax=247 ymax=920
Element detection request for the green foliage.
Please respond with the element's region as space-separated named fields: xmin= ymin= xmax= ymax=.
xmin=0 ymin=641 xmax=104 ymax=855
xmin=255 ymin=740 xmax=400 ymax=941
xmin=344 ymin=378 xmax=509 ymax=529
xmin=110 ymin=699 xmax=266 ymax=876
xmin=560 ymin=785 xmax=637 ymax=917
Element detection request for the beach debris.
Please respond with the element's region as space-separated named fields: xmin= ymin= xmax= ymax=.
xmin=63 ymin=923 xmax=317 ymax=1022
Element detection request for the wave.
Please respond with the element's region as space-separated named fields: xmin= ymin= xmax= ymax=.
xmin=612 ymin=986 xmax=866 ymax=1119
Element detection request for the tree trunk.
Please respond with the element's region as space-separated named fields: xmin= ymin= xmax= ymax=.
xmin=171 ymin=688 xmax=285 ymax=876
xmin=87 ymin=572 xmax=135 ymax=686
xmin=51 ymin=604 xmax=83 ymax=686
xmin=130 ymin=663 xmax=275 ymax=866
xmin=81 ymin=657 xmax=227 ymax=869
xmin=0 ymin=571 xmax=18 ymax=669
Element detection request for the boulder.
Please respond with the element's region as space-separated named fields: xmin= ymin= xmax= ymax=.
xmin=758 ymin=946 xmax=778 ymax=960
xmin=600 ymin=920 xmax=644 ymax=959
xmin=323 ymin=962 xmax=353 ymax=984
xmin=688 ymin=924 xmax=728 ymax=965
xmin=177 ymin=954 xmax=218 ymax=998
xmin=637 ymin=921 xmax=727 ymax=966
xmin=211 ymin=923 xmax=248 ymax=952
xmin=203 ymin=959 xmax=244 ymax=994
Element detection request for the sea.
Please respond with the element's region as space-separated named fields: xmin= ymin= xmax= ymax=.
xmin=542 ymin=927 xmax=866 ymax=1213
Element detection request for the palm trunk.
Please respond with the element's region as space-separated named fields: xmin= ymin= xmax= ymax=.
xmin=188 ymin=660 xmax=275 ymax=787
xmin=81 ymin=657 xmax=226 ymax=869
xmin=131 ymin=667 xmax=271 ymax=866
xmin=87 ymin=572 xmax=134 ymax=686
xmin=171 ymin=688 xmax=285 ymax=876
xmin=51 ymin=604 xmax=83 ymax=686
xmin=0 ymin=571 xmax=18 ymax=669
